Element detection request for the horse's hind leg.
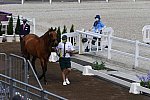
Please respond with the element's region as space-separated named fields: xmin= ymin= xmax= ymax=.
xmin=31 ymin=56 xmax=37 ymax=74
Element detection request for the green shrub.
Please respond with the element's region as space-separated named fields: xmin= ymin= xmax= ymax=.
xmin=70 ymin=24 xmax=74 ymax=32
xmin=15 ymin=15 xmax=21 ymax=35
xmin=57 ymin=26 xmax=61 ymax=43
xmin=7 ymin=16 xmax=13 ymax=35
xmin=62 ymin=25 xmax=67 ymax=34
xmin=92 ymin=61 xmax=106 ymax=70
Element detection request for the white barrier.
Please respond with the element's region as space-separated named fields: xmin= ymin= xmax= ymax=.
xmin=142 ymin=25 xmax=150 ymax=43
xmin=21 ymin=0 xmax=109 ymax=4
xmin=62 ymin=32 xmax=79 ymax=50
xmin=72 ymin=62 xmax=150 ymax=95
xmin=82 ymin=66 xmax=94 ymax=75
xmin=129 ymin=83 xmax=140 ymax=94
xmin=63 ymin=28 xmax=150 ymax=69
xmin=0 ymin=34 xmax=20 ymax=43
xmin=0 ymin=15 xmax=35 ymax=43
xmin=1 ymin=15 xmax=35 ymax=35
xmin=75 ymin=28 xmax=150 ymax=69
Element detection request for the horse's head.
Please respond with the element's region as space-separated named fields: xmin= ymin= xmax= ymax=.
xmin=48 ymin=27 xmax=58 ymax=47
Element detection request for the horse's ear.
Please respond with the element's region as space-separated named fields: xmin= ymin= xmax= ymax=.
xmin=54 ymin=27 xmax=57 ymax=31
xmin=49 ymin=27 xmax=53 ymax=31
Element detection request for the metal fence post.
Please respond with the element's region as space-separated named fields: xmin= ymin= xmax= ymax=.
xmin=24 ymin=60 xmax=28 ymax=100
xmin=9 ymin=57 xmax=12 ymax=78
xmin=4 ymin=54 xmax=8 ymax=76
xmin=134 ymin=40 xmax=139 ymax=69
xmin=41 ymin=90 xmax=44 ymax=100
xmin=9 ymin=78 xmax=13 ymax=100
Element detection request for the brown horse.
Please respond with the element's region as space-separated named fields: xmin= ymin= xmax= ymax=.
xmin=22 ymin=28 xmax=58 ymax=84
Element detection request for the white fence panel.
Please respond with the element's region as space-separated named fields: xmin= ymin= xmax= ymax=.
xmin=69 ymin=27 xmax=150 ymax=70
xmin=1 ymin=15 xmax=35 ymax=35
xmin=142 ymin=25 xmax=150 ymax=43
xmin=62 ymin=32 xmax=79 ymax=50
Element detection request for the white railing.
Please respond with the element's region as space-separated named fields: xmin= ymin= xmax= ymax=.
xmin=76 ymin=27 xmax=113 ymax=55
xmin=76 ymin=28 xmax=150 ymax=69
xmin=1 ymin=15 xmax=35 ymax=35
xmin=21 ymin=0 xmax=109 ymax=4
xmin=0 ymin=34 xmax=20 ymax=43
xmin=0 ymin=15 xmax=35 ymax=42
xmin=142 ymin=25 xmax=150 ymax=43
xmin=61 ymin=28 xmax=150 ymax=70
xmin=62 ymin=32 xmax=79 ymax=50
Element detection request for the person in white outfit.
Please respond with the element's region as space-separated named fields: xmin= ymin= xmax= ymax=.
xmin=57 ymin=35 xmax=75 ymax=86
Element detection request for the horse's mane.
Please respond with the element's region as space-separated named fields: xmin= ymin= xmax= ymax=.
xmin=40 ymin=27 xmax=56 ymax=38
xmin=40 ymin=27 xmax=56 ymax=46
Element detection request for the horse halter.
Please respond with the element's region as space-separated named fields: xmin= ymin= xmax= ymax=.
xmin=49 ymin=30 xmax=58 ymax=47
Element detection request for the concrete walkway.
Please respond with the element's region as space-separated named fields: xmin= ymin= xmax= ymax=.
xmin=72 ymin=54 xmax=148 ymax=83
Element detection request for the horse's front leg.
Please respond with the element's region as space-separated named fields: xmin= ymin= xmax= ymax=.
xmin=38 ymin=59 xmax=47 ymax=85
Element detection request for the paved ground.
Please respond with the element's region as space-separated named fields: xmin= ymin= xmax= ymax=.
xmin=1 ymin=1 xmax=150 ymax=40
xmin=1 ymin=2 xmax=150 ymax=99
xmin=0 ymin=42 xmax=150 ymax=100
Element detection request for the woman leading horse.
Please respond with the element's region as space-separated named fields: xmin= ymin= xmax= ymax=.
xmin=22 ymin=27 xmax=58 ymax=84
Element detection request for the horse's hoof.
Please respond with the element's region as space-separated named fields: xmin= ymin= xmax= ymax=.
xmin=38 ymin=76 xmax=42 ymax=80
xmin=44 ymin=82 xmax=48 ymax=85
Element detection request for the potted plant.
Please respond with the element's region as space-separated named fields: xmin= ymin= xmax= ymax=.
xmin=92 ymin=61 xmax=107 ymax=70
xmin=136 ymin=71 xmax=150 ymax=89
xmin=62 ymin=25 xmax=67 ymax=34
xmin=14 ymin=15 xmax=21 ymax=42
xmin=57 ymin=26 xmax=61 ymax=43
xmin=70 ymin=24 xmax=74 ymax=32
xmin=7 ymin=16 xmax=13 ymax=35
xmin=7 ymin=16 xmax=14 ymax=42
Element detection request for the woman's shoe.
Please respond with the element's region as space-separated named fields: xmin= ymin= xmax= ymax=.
xmin=66 ymin=78 xmax=70 ymax=84
xmin=63 ymin=81 xmax=67 ymax=86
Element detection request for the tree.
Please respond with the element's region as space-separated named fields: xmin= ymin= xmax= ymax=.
xmin=70 ymin=24 xmax=74 ymax=32
xmin=15 ymin=15 xmax=21 ymax=35
xmin=62 ymin=25 xmax=67 ymax=34
xmin=70 ymin=24 xmax=75 ymax=44
xmin=0 ymin=21 xmax=2 ymax=36
xmin=7 ymin=16 xmax=13 ymax=35
xmin=57 ymin=26 xmax=61 ymax=43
